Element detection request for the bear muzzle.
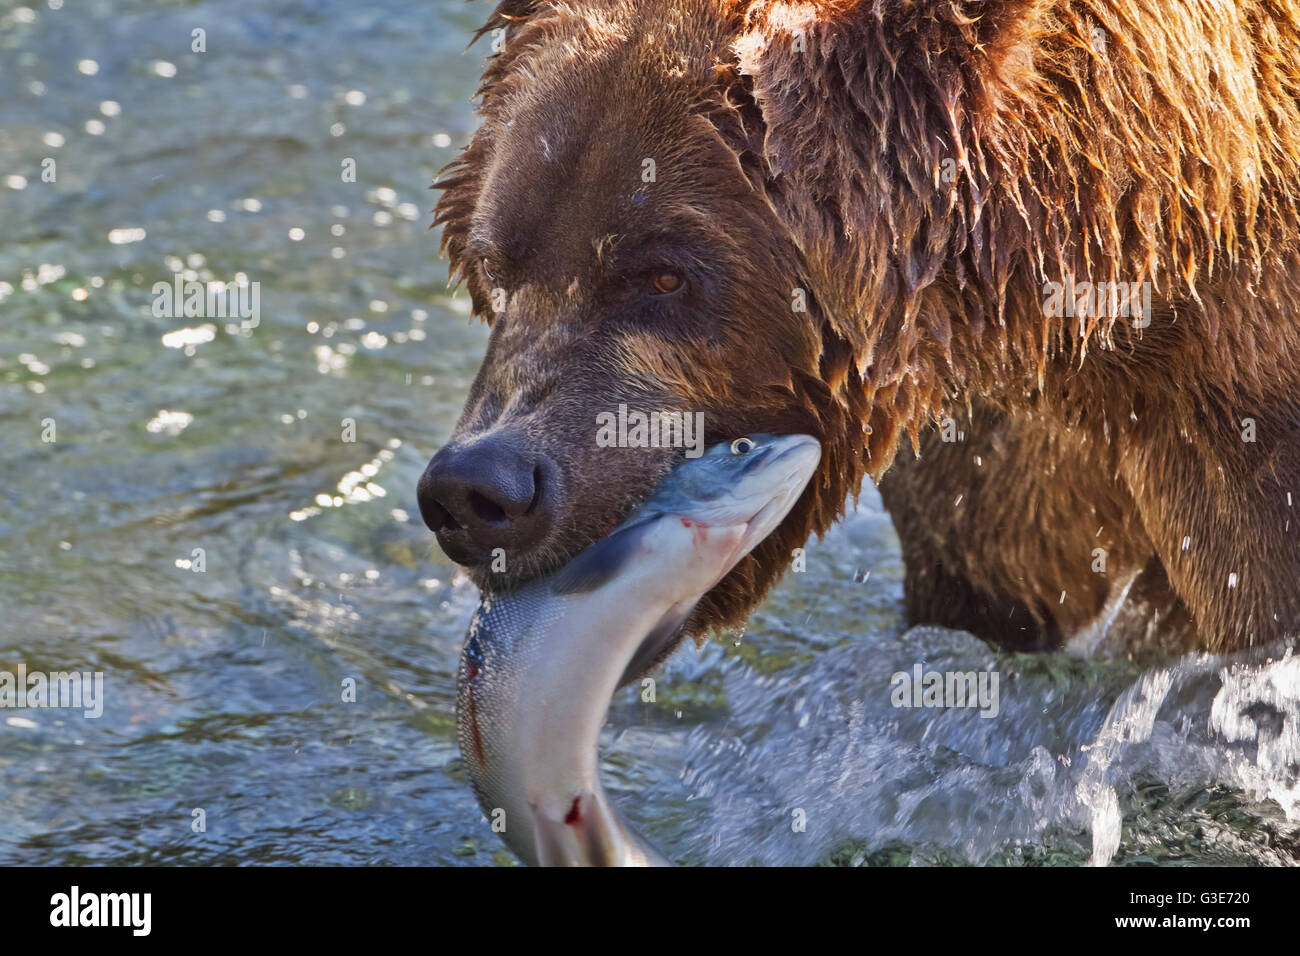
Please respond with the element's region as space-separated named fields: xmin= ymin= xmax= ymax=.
xmin=417 ymin=432 xmax=561 ymax=570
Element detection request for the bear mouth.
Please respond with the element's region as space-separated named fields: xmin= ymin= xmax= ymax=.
xmin=437 ymin=488 xmax=646 ymax=592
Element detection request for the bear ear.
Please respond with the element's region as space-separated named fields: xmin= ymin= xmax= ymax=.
xmin=471 ymin=0 xmax=541 ymax=47
xmin=732 ymin=0 xmax=1045 ymax=181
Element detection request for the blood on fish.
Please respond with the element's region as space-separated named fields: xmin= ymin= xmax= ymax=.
xmin=681 ymin=517 xmax=709 ymax=545
xmin=565 ymin=796 xmax=582 ymax=825
xmin=467 ymin=695 xmax=487 ymax=765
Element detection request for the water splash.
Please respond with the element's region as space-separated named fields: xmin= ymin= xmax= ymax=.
xmin=680 ymin=627 xmax=1300 ymax=866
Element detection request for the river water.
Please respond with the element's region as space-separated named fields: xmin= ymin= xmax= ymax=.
xmin=1 ymin=0 xmax=1296 ymax=866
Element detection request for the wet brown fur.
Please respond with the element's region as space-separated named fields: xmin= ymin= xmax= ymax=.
xmin=434 ymin=0 xmax=1300 ymax=653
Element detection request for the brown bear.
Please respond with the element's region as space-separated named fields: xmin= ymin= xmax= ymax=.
xmin=418 ymin=0 xmax=1300 ymax=658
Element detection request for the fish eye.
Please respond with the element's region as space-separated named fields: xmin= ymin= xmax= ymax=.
xmin=650 ymin=270 xmax=683 ymax=295
xmin=730 ymin=436 xmax=756 ymax=455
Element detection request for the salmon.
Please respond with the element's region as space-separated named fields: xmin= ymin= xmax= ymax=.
xmin=455 ymin=433 xmax=821 ymax=865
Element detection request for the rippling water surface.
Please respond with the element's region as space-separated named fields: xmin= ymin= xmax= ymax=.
xmin=1 ymin=0 xmax=1297 ymax=866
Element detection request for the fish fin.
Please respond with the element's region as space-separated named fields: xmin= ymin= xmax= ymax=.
xmin=616 ymin=603 xmax=692 ymax=688
xmin=533 ymin=811 xmax=575 ymax=867
xmin=550 ymin=517 xmax=657 ymax=596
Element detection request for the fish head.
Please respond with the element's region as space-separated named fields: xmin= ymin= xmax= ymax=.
xmin=548 ymin=433 xmax=823 ymax=612
xmin=651 ymin=432 xmax=823 ymax=570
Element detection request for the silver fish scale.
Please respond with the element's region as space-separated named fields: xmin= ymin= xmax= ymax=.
xmin=455 ymin=584 xmax=566 ymax=824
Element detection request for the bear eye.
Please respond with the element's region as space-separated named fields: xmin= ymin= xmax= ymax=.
xmin=650 ymin=270 xmax=683 ymax=295
xmin=730 ymin=436 xmax=756 ymax=455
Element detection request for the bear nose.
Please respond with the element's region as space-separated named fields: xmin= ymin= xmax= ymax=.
xmin=417 ymin=435 xmax=555 ymax=561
